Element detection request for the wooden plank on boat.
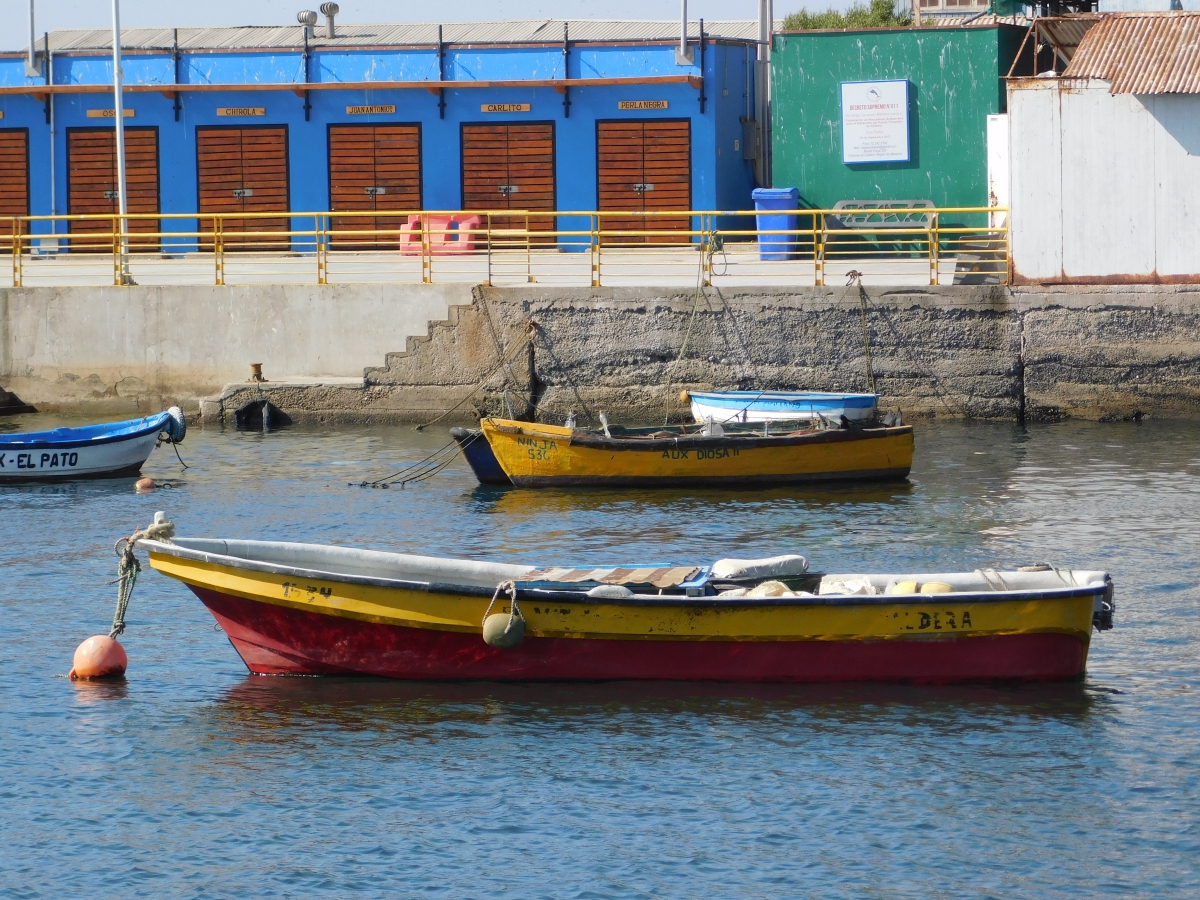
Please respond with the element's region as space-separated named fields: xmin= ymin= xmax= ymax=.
xmin=521 ymin=565 xmax=701 ymax=588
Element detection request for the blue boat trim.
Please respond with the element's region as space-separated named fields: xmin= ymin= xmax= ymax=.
xmin=0 ymin=412 xmax=173 ymax=451
xmin=690 ymin=391 xmax=878 ymax=411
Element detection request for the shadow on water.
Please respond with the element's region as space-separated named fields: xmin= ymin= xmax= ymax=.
xmin=207 ymin=674 xmax=1108 ymax=739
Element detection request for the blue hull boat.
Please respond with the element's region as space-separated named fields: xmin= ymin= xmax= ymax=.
xmin=686 ymin=390 xmax=879 ymax=424
xmin=450 ymin=427 xmax=511 ymax=485
xmin=0 ymin=408 xmax=186 ymax=482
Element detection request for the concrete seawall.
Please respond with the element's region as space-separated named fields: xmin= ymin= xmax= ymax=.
xmin=0 ymin=283 xmax=470 ymax=415
xmin=4 ymin=282 xmax=1199 ymax=423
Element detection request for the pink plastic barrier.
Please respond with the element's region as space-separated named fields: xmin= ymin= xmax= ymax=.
xmin=399 ymin=214 xmax=482 ymax=255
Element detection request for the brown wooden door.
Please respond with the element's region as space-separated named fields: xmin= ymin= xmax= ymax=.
xmin=329 ymin=124 xmax=421 ymax=249
xmin=67 ymin=128 xmax=160 ymax=251
xmin=597 ymin=119 xmax=691 ymax=244
xmin=197 ymin=126 xmax=289 ymax=250
xmin=0 ymin=130 xmax=29 ymax=221
xmin=461 ymin=123 xmax=555 ymax=240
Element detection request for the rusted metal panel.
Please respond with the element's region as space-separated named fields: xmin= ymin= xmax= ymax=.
xmin=1064 ymin=11 xmax=1200 ymax=94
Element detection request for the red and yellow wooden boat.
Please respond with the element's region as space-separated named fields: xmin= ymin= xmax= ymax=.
xmin=141 ymin=536 xmax=1114 ymax=683
xmin=478 ymin=417 xmax=914 ymax=488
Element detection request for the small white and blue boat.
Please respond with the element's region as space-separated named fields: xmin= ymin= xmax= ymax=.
xmin=0 ymin=408 xmax=186 ymax=482
xmin=685 ymin=390 xmax=879 ymax=425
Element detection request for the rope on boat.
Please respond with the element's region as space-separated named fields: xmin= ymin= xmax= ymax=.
xmin=976 ymin=567 xmax=1010 ymax=592
xmin=166 ymin=438 xmax=190 ymax=470
xmin=110 ymin=514 xmax=175 ymax=639
xmin=156 ymin=406 xmax=190 ymax=469
xmin=482 ymin=580 xmax=526 ymax=649
xmin=414 ymin=323 xmax=536 ymax=432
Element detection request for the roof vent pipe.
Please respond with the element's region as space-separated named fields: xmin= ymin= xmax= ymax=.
xmin=320 ymin=2 xmax=339 ymax=38
xmin=26 ymin=0 xmax=42 ymax=77
xmin=297 ymin=10 xmax=317 ymax=41
xmin=675 ymin=0 xmax=694 ymax=66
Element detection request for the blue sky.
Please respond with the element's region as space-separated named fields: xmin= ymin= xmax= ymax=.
xmin=3 ymin=1 xmax=855 ymax=50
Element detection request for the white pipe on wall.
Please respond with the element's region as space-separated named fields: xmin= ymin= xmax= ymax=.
xmin=48 ymin=42 xmax=55 ymax=237
xmin=755 ymin=0 xmax=773 ymax=186
xmin=26 ymin=0 xmax=41 ymax=77
xmin=675 ymin=0 xmax=694 ymax=65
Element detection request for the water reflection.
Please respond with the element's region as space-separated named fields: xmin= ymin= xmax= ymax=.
xmin=69 ymin=678 xmax=130 ymax=703
xmin=209 ymin=675 xmax=1104 ymax=739
xmin=474 ymin=479 xmax=917 ymax=516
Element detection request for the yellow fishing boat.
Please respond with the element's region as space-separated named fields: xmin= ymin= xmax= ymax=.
xmin=479 ymin=417 xmax=914 ymax=487
xmin=140 ymin=536 xmax=1115 ymax=683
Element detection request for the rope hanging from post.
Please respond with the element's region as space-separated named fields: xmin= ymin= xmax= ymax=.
xmin=661 ymin=244 xmax=710 ymax=425
xmin=846 ymin=270 xmax=876 ymax=395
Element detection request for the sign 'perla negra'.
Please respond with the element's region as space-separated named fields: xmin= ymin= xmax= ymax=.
xmin=840 ymin=80 xmax=910 ymax=164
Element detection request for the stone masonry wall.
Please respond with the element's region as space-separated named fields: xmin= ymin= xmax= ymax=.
xmin=205 ymin=282 xmax=1200 ymax=425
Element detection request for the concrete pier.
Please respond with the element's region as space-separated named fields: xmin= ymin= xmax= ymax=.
xmin=0 ymin=283 xmax=469 ymax=416
xmin=3 ymin=282 xmax=1199 ymax=423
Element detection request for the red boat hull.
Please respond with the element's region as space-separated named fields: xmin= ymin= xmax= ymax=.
xmin=192 ymin=585 xmax=1089 ymax=683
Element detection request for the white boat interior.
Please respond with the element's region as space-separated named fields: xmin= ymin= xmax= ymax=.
xmin=145 ymin=538 xmax=1109 ymax=601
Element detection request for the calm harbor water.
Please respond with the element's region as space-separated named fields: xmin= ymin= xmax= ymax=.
xmin=1 ymin=415 xmax=1198 ymax=898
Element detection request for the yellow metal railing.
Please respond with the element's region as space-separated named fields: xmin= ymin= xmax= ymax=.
xmin=2 ymin=207 xmax=1009 ymax=288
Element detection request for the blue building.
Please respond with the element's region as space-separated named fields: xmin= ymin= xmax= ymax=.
xmin=0 ymin=18 xmax=761 ymax=249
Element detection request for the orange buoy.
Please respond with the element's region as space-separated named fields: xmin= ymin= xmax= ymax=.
xmin=69 ymin=635 xmax=128 ymax=680
xmin=134 ymin=477 xmax=155 ymax=493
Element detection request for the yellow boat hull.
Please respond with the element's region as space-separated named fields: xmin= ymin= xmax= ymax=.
xmin=146 ymin=542 xmax=1100 ymax=683
xmin=480 ymin=418 xmax=914 ymax=487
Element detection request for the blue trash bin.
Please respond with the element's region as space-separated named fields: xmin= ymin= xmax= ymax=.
xmin=752 ymin=187 xmax=800 ymax=261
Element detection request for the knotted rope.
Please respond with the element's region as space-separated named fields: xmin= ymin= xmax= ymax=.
xmin=110 ymin=515 xmax=175 ymax=639
xmin=482 ymin=579 xmax=524 ymax=633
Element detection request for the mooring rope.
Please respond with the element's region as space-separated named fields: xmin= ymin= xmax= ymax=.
xmin=354 ymin=430 xmax=483 ymax=489
xmin=846 ymin=270 xmax=877 ymax=395
xmin=110 ymin=515 xmax=176 ymax=638
xmin=414 ymin=323 xmax=536 ymax=432
xmin=167 ymin=438 xmax=190 ymax=470
xmin=659 ymin=238 xmax=711 ymax=425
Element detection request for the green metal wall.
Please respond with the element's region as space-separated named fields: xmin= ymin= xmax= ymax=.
xmin=771 ymin=26 xmax=1025 ymax=210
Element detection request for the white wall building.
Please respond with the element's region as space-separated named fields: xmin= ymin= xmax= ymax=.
xmin=1008 ymin=12 xmax=1200 ymax=283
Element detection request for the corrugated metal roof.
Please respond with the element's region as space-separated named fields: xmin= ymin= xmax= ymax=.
xmin=1064 ymin=12 xmax=1200 ymax=93
xmin=29 ymin=20 xmax=775 ymax=54
xmin=1034 ymin=14 xmax=1103 ymax=62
